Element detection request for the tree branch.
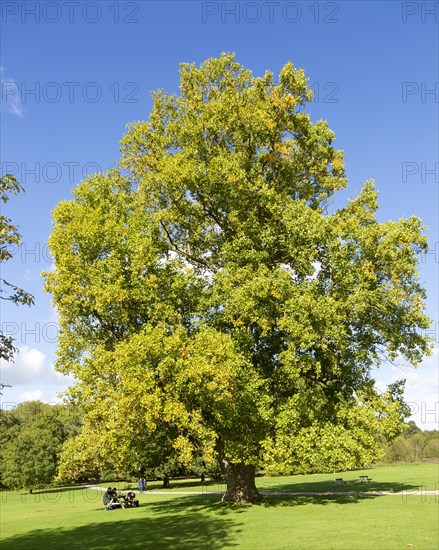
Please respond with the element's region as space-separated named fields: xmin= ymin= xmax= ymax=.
xmin=160 ymin=221 xmax=213 ymax=270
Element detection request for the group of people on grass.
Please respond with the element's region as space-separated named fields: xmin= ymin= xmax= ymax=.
xmin=103 ymin=487 xmax=139 ymax=509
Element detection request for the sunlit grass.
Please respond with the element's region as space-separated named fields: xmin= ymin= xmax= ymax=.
xmin=1 ymin=464 xmax=438 ymax=549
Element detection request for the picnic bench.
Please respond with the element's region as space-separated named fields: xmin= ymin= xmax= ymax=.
xmin=357 ymin=475 xmax=372 ymax=482
xmin=104 ymin=492 xmax=139 ymax=510
xmin=334 ymin=478 xmax=346 ymax=484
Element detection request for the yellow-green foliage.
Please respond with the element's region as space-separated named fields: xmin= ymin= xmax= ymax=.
xmin=45 ymin=54 xmax=432 ymax=483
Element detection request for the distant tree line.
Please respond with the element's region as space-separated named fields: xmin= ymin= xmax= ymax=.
xmin=0 ymin=401 xmax=81 ymax=491
xmin=0 ymin=401 xmax=210 ymax=490
xmin=380 ymin=421 xmax=438 ymax=463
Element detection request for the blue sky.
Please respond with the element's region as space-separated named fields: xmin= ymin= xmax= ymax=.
xmin=1 ymin=1 xmax=438 ymax=428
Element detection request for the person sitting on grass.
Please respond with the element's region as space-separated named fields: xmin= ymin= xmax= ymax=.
xmin=103 ymin=487 xmax=113 ymax=507
xmin=126 ymin=491 xmax=139 ymax=507
xmin=103 ymin=487 xmax=123 ymax=509
xmin=111 ymin=488 xmax=122 ymax=505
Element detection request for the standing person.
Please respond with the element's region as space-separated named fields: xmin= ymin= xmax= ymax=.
xmin=142 ymin=477 xmax=147 ymax=491
xmin=138 ymin=478 xmax=143 ymax=492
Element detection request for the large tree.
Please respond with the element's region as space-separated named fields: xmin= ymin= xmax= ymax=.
xmin=45 ymin=54 xmax=431 ymax=502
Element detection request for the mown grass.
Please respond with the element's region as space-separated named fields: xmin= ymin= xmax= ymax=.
xmin=0 ymin=464 xmax=438 ymax=549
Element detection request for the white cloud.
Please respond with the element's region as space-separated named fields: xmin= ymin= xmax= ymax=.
xmin=374 ymin=346 xmax=439 ymax=430
xmin=1 ymin=346 xmax=47 ymax=385
xmin=18 ymin=389 xmax=64 ymax=404
xmin=19 ymin=389 xmax=44 ymax=402
xmin=0 ymin=346 xmax=73 ymax=387
xmin=0 ymin=68 xmax=24 ymax=117
xmin=1 ymin=345 xmax=75 ymax=408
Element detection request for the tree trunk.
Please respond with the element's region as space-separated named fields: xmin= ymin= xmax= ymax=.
xmin=162 ymin=475 xmax=170 ymax=488
xmin=219 ymin=458 xmax=262 ymax=503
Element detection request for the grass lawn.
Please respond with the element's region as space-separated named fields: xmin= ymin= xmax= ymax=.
xmin=0 ymin=464 xmax=437 ymax=549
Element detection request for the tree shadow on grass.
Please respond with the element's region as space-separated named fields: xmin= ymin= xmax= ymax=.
xmin=0 ymin=502 xmax=240 ymax=550
xmin=260 ymin=493 xmax=377 ymax=508
xmin=259 ymin=479 xmax=421 ymax=494
xmin=143 ymin=481 xmax=418 ymax=514
xmin=146 ymin=494 xmax=248 ymax=517
xmin=142 ymin=491 xmax=379 ymax=516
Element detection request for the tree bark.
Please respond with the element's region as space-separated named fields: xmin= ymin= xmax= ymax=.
xmin=219 ymin=458 xmax=262 ymax=503
xmin=162 ymin=475 xmax=170 ymax=488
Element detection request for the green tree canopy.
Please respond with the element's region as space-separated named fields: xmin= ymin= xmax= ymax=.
xmin=0 ymin=401 xmax=81 ymax=490
xmin=45 ymin=54 xmax=432 ymax=502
